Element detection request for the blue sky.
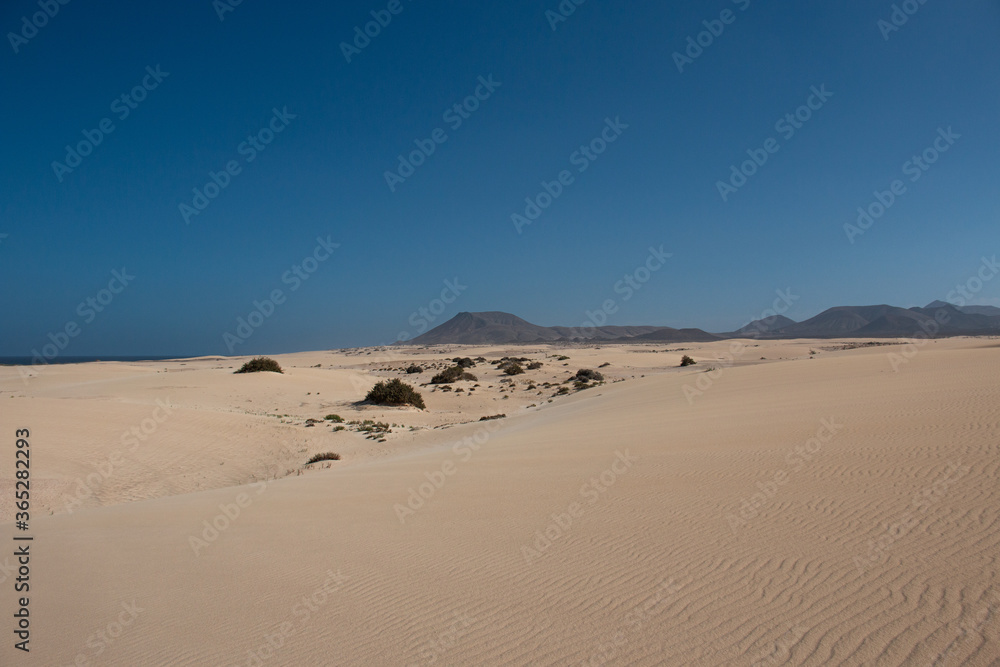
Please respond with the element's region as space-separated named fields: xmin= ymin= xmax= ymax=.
xmin=1 ymin=0 xmax=998 ymax=356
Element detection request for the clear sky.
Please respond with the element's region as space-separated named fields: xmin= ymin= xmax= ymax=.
xmin=2 ymin=0 xmax=998 ymax=356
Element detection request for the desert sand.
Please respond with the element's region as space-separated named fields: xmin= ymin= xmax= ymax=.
xmin=1 ymin=337 xmax=998 ymax=665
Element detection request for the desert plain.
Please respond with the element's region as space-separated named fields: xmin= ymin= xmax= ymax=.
xmin=1 ymin=337 xmax=998 ymax=665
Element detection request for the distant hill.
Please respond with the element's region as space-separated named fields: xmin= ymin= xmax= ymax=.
xmin=625 ymin=327 xmax=721 ymax=343
xmin=401 ymin=304 xmax=1000 ymax=346
xmin=406 ymin=312 xmax=562 ymax=345
xmin=926 ymin=300 xmax=1000 ymax=318
xmin=728 ymin=314 xmax=796 ymax=337
xmin=405 ymin=312 xmax=716 ymax=345
xmin=770 ymin=304 xmax=1000 ymax=338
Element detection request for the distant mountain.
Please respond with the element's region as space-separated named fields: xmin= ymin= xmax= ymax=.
xmin=729 ymin=314 xmax=796 ymax=337
xmin=776 ymin=305 xmax=905 ymax=338
xmin=626 ymin=327 xmax=721 ymax=343
xmin=771 ymin=304 xmax=1000 ymax=338
xmin=401 ymin=304 xmax=1000 ymax=346
xmin=549 ymin=325 xmax=665 ymax=340
xmin=405 ymin=312 xmax=716 ymax=345
xmin=926 ymin=300 xmax=1000 ymax=318
xmin=406 ymin=312 xmax=562 ymax=345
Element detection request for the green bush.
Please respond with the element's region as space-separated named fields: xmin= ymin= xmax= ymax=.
xmin=325 ymin=414 xmax=344 ymax=422
xmin=502 ymin=361 xmax=525 ymax=376
xmin=679 ymin=355 xmax=696 ymax=367
xmin=365 ymin=378 xmax=426 ymax=409
xmin=431 ymin=365 xmax=477 ymax=384
xmin=306 ymin=452 xmax=340 ymax=464
xmin=234 ymin=357 xmax=283 ymax=374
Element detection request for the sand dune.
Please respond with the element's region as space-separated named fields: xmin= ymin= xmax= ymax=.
xmin=1 ymin=338 xmax=998 ymax=665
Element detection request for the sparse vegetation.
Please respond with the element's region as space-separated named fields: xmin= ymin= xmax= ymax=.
xmin=479 ymin=414 xmax=506 ymax=421
xmin=405 ymin=364 xmax=423 ymax=374
xmin=325 ymin=414 xmax=344 ymax=422
xmin=234 ymin=357 xmax=283 ymax=374
xmin=598 ymin=362 xmax=611 ymax=368
xmin=365 ymin=378 xmax=426 ymax=409
xmin=679 ymin=355 xmax=696 ymax=367
xmin=306 ymin=452 xmax=340 ymax=464
xmin=502 ymin=361 xmax=525 ymax=376
xmin=573 ymin=369 xmax=604 ymax=382
xmin=527 ymin=361 xmax=543 ymax=370
xmin=431 ymin=365 xmax=477 ymax=384
xmin=452 ymin=357 xmax=475 ymax=368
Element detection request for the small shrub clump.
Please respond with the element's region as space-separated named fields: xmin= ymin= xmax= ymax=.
xmin=452 ymin=357 xmax=475 ymax=368
xmin=365 ymin=378 xmax=426 ymax=409
xmin=479 ymin=413 xmax=506 ymax=421
xmin=325 ymin=414 xmax=344 ymax=422
xmin=679 ymin=355 xmax=696 ymax=367
xmin=527 ymin=361 xmax=543 ymax=370
xmin=431 ymin=365 xmax=477 ymax=384
xmin=502 ymin=361 xmax=525 ymax=376
xmin=405 ymin=364 xmax=423 ymax=374
xmin=573 ymin=369 xmax=604 ymax=382
xmin=306 ymin=452 xmax=340 ymax=464
xmin=234 ymin=357 xmax=283 ymax=374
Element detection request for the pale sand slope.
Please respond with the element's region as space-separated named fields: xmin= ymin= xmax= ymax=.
xmin=1 ymin=339 xmax=999 ymax=665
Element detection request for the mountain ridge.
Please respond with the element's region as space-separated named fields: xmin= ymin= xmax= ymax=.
xmin=401 ymin=304 xmax=1000 ymax=345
